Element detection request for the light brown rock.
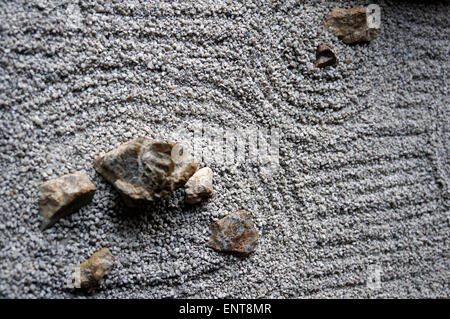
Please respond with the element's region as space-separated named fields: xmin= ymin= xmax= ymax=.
xmin=206 ymin=210 xmax=258 ymax=255
xmin=94 ymin=137 xmax=197 ymax=207
xmin=324 ymin=7 xmax=378 ymax=44
xmin=185 ymin=167 xmax=213 ymax=204
xmin=39 ymin=171 xmax=96 ymax=230
xmin=78 ymin=248 xmax=114 ymax=290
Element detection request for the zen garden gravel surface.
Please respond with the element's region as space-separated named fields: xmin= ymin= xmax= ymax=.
xmin=0 ymin=0 xmax=448 ymax=298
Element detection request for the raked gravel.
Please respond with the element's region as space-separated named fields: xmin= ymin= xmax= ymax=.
xmin=0 ymin=0 xmax=448 ymax=298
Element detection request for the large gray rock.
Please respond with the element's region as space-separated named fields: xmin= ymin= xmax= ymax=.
xmin=94 ymin=137 xmax=197 ymax=206
xmin=185 ymin=167 xmax=213 ymax=204
xmin=39 ymin=171 xmax=96 ymax=230
xmin=324 ymin=7 xmax=378 ymax=44
xmin=206 ymin=210 xmax=258 ymax=255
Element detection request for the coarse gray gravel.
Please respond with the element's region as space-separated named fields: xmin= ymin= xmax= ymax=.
xmin=0 ymin=0 xmax=449 ymax=298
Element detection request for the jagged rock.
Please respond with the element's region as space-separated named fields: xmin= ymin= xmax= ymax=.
xmin=78 ymin=248 xmax=114 ymax=290
xmin=94 ymin=137 xmax=197 ymax=206
xmin=206 ymin=210 xmax=258 ymax=255
xmin=185 ymin=167 xmax=213 ymax=204
xmin=39 ymin=171 xmax=96 ymax=230
xmin=324 ymin=7 xmax=378 ymax=44
xmin=315 ymin=43 xmax=337 ymax=68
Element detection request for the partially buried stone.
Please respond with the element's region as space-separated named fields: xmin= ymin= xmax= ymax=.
xmin=94 ymin=137 xmax=197 ymax=207
xmin=39 ymin=171 xmax=96 ymax=230
xmin=77 ymin=248 xmax=114 ymax=290
xmin=324 ymin=7 xmax=378 ymax=44
xmin=185 ymin=167 xmax=213 ymax=204
xmin=315 ymin=43 xmax=337 ymax=68
xmin=206 ymin=210 xmax=258 ymax=255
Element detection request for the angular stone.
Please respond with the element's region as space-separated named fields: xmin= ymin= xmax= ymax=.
xmin=94 ymin=137 xmax=197 ymax=207
xmin=324 ymin=7 xmax=378 ymax=44
xmin=315 ymin=43 xmax=337 ymax=68
xmin=206 ymin=210 xmax=258 ymax=255
xmin=39 ymin=171 xmax=96 ymax=230
xmin=185 ymin=167 xmax=213 ymax=204
xmin=77 ymin=248 xmax=114 ymax=290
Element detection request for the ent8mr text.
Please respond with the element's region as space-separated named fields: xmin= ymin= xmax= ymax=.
xmin=223 ymin=303 xmax=272 ymax=314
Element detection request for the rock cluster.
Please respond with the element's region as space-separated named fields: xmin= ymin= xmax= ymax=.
xmin=39 ymin=171 xmax=96 ymax=230
xmin=206 ymin=210 xmax=258 ymax=255
xmin=184 ymin=167 xmax=213 ymax=204
xmin=77 ymin=248 xmax=114 ymax=290
xmin=36 ymin=134 xmax=257 ymax=294
xmin=94 ymin=137 xmax=197 ymax=206
xmin=324 ymin=7 xmax=378 ymax=44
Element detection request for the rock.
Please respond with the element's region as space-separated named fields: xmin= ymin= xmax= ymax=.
xmin=206 ymin=210 xmax=258 ymax=255
xmin=94 ymin=137 xmax=197 ymax=206
xmin=39 ymin=171 xmax=96 ymax=230
xmin=324 ymin=7 xmax=378 ymax=44
xmin=315 ymin=43 xmax=337 ymax=68
xmin=77 ymin=248 xmax=114 ymax=290
xmin=185 ymin=167 xmax=213 ymax=204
